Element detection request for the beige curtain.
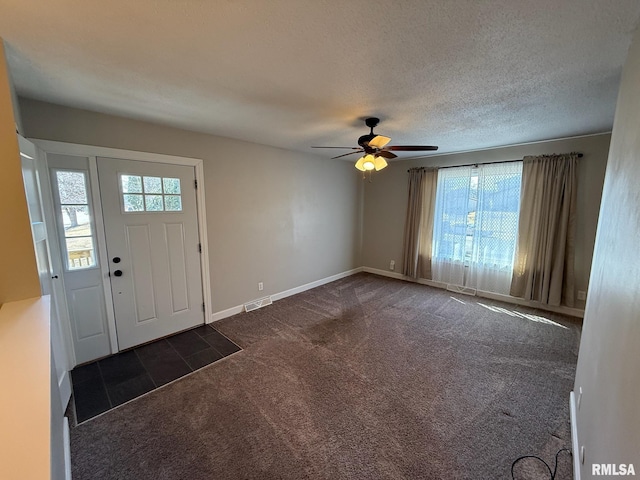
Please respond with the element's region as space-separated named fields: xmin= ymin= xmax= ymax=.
xmin=510 ymin=154 xmax=578 ymax=307
xmin=402 ymin=168 xmax=438 ymax=279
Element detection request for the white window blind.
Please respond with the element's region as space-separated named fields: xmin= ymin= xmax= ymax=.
xmin=432 ymin=162 xmax=523 ymax=294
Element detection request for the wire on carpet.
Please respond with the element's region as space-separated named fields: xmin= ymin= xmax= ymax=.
xmin=511 ymin=448 xmax=572 ymax=479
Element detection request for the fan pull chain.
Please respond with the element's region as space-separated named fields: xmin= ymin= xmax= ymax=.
xmin=360 ymin=170 xmax=374 ymax=182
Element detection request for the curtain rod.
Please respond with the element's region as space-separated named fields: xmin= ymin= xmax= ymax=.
xmin=407 ymin=153 xmax=583 ymax=172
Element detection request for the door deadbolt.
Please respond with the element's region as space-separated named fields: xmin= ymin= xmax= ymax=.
xmin=112 ymin=257 xmax=121 ymax=263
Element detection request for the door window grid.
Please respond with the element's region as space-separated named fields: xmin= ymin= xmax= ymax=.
xmin=54 ymin=170 xmax=97 ymax=270
xmin=121 ymin=175 xmax=182 ymax=213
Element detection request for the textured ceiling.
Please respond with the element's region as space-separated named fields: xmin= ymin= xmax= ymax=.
xmin=1 ymin=0 xmax=640 ymax=159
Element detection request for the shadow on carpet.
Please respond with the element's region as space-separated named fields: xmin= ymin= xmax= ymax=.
xmin=70 ymin=273 xmax=580 ymax=479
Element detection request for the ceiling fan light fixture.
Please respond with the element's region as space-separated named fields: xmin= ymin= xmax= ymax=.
xmin=316 ymin=117 xmax=438 ymax=175
xmin=374 ymin=156 xmax=388 ymax=171
xmin=355 ymin=154 xmax=376 ymax=171
xmin=363 ymin=154 xmax=376 ymax=171
xmin=355 ymin=154 xmax=387 ymax=172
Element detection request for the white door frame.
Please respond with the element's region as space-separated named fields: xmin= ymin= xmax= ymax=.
xmin=19 ymin=135 xmax=74 ymax=403
xmin=32 ymin=139 xmax=213 ymax=360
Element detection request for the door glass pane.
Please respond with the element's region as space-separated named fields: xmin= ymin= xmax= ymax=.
xmin=66 ymin=237 xmax=95 ymax=269
xmin=121 ymin=175 xmax=142 ymax=193
xmin=55 ymin=169 xmax=98 ymax=271
xmin=165 ymin=195 xmax=182 ymax=211
xmin=163 ymin=177 xmax=181 ymax=194
xmin=61 ymin=206 xmax=92 ymax=236
xmin=143 ymin=176 xmax=163 ymax=194
xmin=56 ymin=171 xmax=87 ymax=204
xmin=123 ymin=194 xmax=144 ymax=212
xmin=145 ymin=195 xmax=164 ymax=211
xmin=121 ymin=175 xmax=183 ymax=213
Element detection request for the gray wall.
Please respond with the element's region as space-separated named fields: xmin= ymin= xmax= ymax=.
xmin=20 ymin=99 xmax=362 ymax=313
xmin=573 ymin=26 xmax=640 ymax=476
xmin=361 ymin=133 xmax=611 ymax=310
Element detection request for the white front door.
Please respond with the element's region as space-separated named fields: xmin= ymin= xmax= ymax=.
xmin=97 ymin=157 xmax=204 ymax=350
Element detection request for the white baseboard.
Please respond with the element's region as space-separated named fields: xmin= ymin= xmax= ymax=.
xmin=361 ymin=266 xmax=406 ymax=281
xmin=63 ymin=417 xmax=72 ymax=480
xmin=362 ymin=267 xmax=584 ymax=318
xmin=361 ymin=267 xmax=451 ymax=289
xmin=271 ymin=268 xmax=363 ymax=302
xmin=208 ymin=267 xmax=363 ymax=323
xmin=476 ymin=290 xmax=584 ymax=318
xmin=209 ymin=304 xmax=245 ymax=322
xmin=59 ymin=370 xmax=72 ymax=415
xmin=570 ymin=391 xmax=581 ymax=480
xmin=209 ymin=266 xmax=585 ymax=323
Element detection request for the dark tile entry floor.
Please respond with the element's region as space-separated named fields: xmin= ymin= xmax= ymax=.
xmin=71 ymin=325 xmax=241 ymax=423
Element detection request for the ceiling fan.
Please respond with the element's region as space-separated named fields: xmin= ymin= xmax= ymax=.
xmin=312 ymin=117 xmax=438 ymax=172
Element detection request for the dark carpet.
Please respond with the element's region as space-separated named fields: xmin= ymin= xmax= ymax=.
xmin=70 ymin=273 xmax=581 ymax=479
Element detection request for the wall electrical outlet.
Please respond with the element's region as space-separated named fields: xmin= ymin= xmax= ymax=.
xmin=258 ymin=282 xmax=263 ymax=291
xmin=390 ymin=260 xmax=395 ymax=271
xmin=577 ymin=290 xmax=586 ymax=300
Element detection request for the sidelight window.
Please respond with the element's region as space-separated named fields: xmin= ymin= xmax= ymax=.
xmin=54 ymin=170 xmax=97 ymax=270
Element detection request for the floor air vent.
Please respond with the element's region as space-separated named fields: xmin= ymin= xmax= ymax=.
xmin=244 ymin=296 xmax=273 ymax=312
xmin=446 ymin=284 xmax=477 ymax=296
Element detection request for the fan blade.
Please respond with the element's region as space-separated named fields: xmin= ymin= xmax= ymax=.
xmin=311 ymin=146 xmax=361 ymax=149
xmin=377 ymin=150 xmax=398 ymax=159
xmin=331 ymin=150 xmax=364 ymax=159
xmin=368 ymin=135 xmax=391 ymax=148
xmin=386 ymin=145 xmax=439 ymax=151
